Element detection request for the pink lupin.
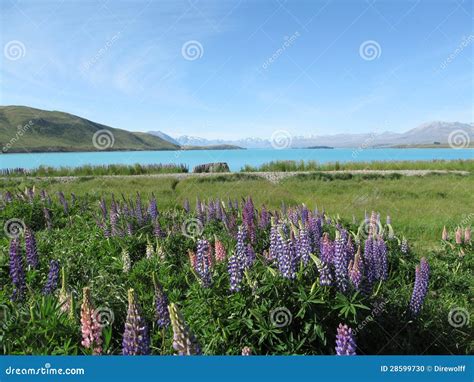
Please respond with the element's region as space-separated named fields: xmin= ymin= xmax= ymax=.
xmin=214 ymin=237 xmax=226 ymax=262
xmin=80 ymin=287 xmax=103 ymax=355
xmin=464 ymin=227 xmax=471 ymax=243
xmin=442 ymin=226 xmax=448 ymax=241
xmin=455 ymin=227 xmax=462 ymax=244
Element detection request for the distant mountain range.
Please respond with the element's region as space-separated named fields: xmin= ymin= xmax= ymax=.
xmin=1 ymin=106 xmax=472 ymax=153
xmin=1 ymin=106 xmax=178 ymax=153
xmin=149 ymin=121 xmax=474 ymax=149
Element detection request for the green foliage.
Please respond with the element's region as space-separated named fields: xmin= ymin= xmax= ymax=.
xmin=0 ymin=191 xmax=472 ymax=355
xmin=241 ymin=159 xmax=474 ymax=173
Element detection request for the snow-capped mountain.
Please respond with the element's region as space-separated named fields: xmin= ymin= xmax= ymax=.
xmin=148 ymin=122 xmax=474 ymax=148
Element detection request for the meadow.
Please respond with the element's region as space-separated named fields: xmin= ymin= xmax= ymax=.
xmin=1 ymin=171 xmax=473 ymax=252
xmin=0 ymin=172 xmax=472 ymax=356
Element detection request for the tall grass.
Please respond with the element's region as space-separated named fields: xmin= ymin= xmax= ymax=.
xmin=241 ymin=159 xmax=474 ymax=172
xmin=0 ymin=163 xmax=189 ymax=177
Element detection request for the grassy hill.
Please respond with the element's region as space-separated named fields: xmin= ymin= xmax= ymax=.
xmin=0 ymin=106 xmax=179 ymax=153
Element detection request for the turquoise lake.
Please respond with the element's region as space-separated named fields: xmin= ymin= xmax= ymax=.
xmin=1 ymin=148 xmax=472 ymax=172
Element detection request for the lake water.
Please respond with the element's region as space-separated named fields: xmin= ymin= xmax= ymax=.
xmin=1 ymin=148 xmax=472 ymax=172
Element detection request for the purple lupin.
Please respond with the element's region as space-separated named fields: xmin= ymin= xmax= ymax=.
xmin=122 ymin=289 xmax=150 ymax=355
xmin=43 ymin=260 xmax=60 ymax=295
xmin=335 ymin=324 xmax=356 ymax=355
xmin=333 ymin=231 xmax=348 ymax=293
xmin=196 ymin=239 xmax=212 ymax=287
xmin=9 ymin=238 xmax=26 ymax=301
xmin=169 ymin=303 xmax=201 ymax=355
xmin=153 ymin=274 xmax=170 ymax=328
xmin=24 ymin=227 xmax=39 ymax=268
xmin=409 ymin=257 xmax=430 ymax=317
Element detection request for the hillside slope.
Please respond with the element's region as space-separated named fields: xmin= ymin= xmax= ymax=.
xmin=0 ymin=106 xmax=179 ymax=153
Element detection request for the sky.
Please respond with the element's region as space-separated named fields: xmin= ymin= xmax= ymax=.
xmin=1 ymin=0 xmax=473 ymax=139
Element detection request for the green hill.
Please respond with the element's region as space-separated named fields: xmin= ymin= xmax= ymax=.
xmin=0 ymin=105 xmax=179 ymax=153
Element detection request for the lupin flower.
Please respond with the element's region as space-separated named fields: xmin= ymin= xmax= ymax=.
xmin=156 ymin=244 xmax=165 ymax=261
xmin=188 ymin=250 xmax=197 ymax=269
xmin=348 ymin=247 xmax=363 ymax=290
xmin=297 ymin=226 xmax=311 ymax=267
xmin=43 ymin=259 xmax=60 ymax=295
xmin=409 ymin=257 xmax=430 ymax=317
xmin=122 ymin=289 xmax=150 ymax=355
xmin=195 ymin=239 xmax=212 ymax=287
xmin=9 ymin=238 xmax=26 ymax=301
xmin=153 ymin=274 xmax=170 ymax=328
xmin=333 ymin=231 xmax=348 ymax=293
xmin=362 ymin=236 xmax=375 ymax=287
xmin=146 ymin=242 xmax=154 ymax=259
xmin=183 ymin=199 xmax=190 ymax=213
xmin=275 ymin=229 xmax=292 ymax=279
xmin=58 ymin=191 xmax=69 ymax=215
xmin=442 ymin=226 xmax=448 ymax=241
xmin=465 ymin=227 xmax=471 ymax=243
xmin=317 ymin=261 xmax=333 ymax=286
xmin=58 ymin=267 xmax=72 ymax=314
xmin=269 ymin=221 xmax=278 ymax=260
xmin=455 ymin=227 xmax=462 ymax=244
xmin=80 ymin=287 xmax=103 ymax=355
xmin=148 ymin=195 xmax=159 ymax=221
xmin=242 ymin=197 xmax=256 ymax=243
xmin=335 ymin=324 xmax=356 ymax=355
xmin=24 ymin=227 xmax=39 ymax=268
xmin=319 ymin=233 xmax=334 ymax=264
xmin=228 ymin=252 xmax=243 ymax=292
xmin=214 ymin=237 xmax=226 ymax=262
xmin=43 ymin=207 xmax=53 ymax=230
xmin=259 ymin=206 xmax=270 ymax=229
xmin=401 ymin=237 xmax=409 ymax=254
xmin=375 ymin=236 xmax=388 ymax=281
xmin=169 ymin=303 xmax=201 ymax=355
xmin=122 ymin=249 xmax=131 ymax=273
xmin=241 ymin=346 xmax=252 ymax=356
xmin=246 ymin=243 xmax=256 ymax=267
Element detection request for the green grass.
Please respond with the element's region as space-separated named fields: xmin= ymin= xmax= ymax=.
xmin=0 ymin=163 xmax=189 ymax=177
xmin=241 ymin=159 xmax=474 ymax=172
xmin=0 ymin=105 xmax=179 ymax=153
xmin=2 ymin=173 xmax=473 ymax=252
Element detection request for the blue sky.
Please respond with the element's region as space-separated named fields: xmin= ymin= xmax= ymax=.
xmin=1 ymin=0 xmax=472 ymax=139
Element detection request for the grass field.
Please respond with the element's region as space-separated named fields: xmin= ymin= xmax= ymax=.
xmin=2 ymin=172 xmax=473 ymax=252
xmin=241 ymin=159 xmax=474 ymax=172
